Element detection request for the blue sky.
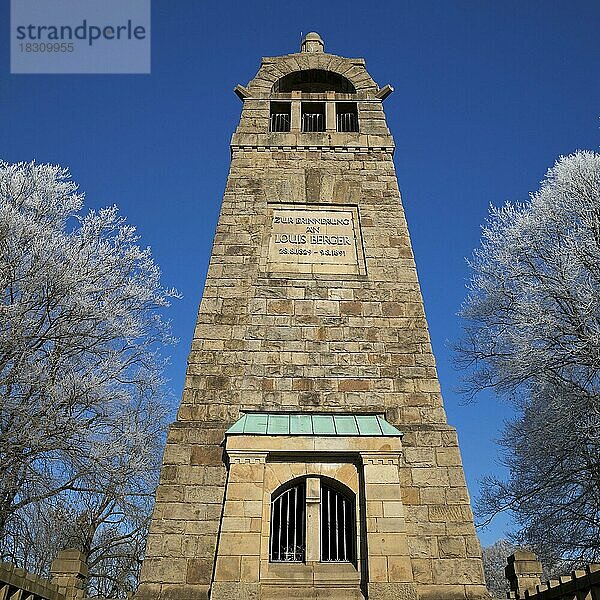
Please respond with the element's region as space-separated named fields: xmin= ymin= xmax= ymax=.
xmin=2 ymin=1 xmax=599 ymax=546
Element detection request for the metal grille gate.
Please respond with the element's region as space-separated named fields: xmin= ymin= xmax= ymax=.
xmin=336 ymin=111 xmax=359 ymax=132
xmin=321 ymin=483 xmax=355 ymax=562
xmin=270 ymin=481 xmax=306 ymax=561
xmin=301 ymin=113 xmax=325 ymax=132
xmin=269 ymin=113 xmax=290 ymax=132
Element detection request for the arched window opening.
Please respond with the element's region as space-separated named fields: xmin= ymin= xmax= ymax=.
xmin=321 ymin=481 xmax=355 ymax=563
xmin=273 ymin=69 xmax=356 ymax=94
xmin=270 ymin=480 xmax=306 ymax=562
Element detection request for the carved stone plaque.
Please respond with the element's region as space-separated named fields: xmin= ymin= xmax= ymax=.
xmin=265 ymin=204 xmax=365 ymax=275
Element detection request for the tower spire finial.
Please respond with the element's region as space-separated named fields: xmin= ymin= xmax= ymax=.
xmin=301 ymin=32 xmax=324 ymax=53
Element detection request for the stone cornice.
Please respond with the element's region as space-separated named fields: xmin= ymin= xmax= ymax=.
xmin=231 ymin=145 xmax=394 ymax=154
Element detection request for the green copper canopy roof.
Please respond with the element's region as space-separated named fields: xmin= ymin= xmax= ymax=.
xmin=226 ymin=413 xmax=402 ymax=437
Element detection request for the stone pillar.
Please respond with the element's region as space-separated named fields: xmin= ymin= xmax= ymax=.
xmin=326 ymin=92 xmax=336 ymax=132
xmin=211 ymin=451 xmax=267 ymax=600
xmin=291 ymin=91 xmax=301 ymax=132
xmin=505 ymin=550 xmax=543 ymax=597
xmin=50 ymin=549 xmax=88 ymax=600
xmin=361 ymin=453 xmax=417 ymax=600
xmin=305 ymin=476 xmax=321 ymax=562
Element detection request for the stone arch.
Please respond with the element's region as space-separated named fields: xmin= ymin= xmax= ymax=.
xmin=272 ymin=69 xmax=356 ymax=94
xmin=247 ymin=55 xmax=379 ymax=95
xmin=269 ymin=472 xmax=357 ymax=499
xmin=319 ymin=474 xmax=356 ymax=500
xmin=270 ymin=475 xmax=306 ymax=500
xmin=264 ymin=463 xmax=359 ymax=498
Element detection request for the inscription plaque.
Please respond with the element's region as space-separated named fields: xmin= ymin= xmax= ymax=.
xmin=265 ymin=204 xmax=365 ymax=275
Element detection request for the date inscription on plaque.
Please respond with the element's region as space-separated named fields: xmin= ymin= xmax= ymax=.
xmin=265 ymin=204 xmax=365 ymax=275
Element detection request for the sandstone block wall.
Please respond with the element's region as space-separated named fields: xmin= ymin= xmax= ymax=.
xmin=137 ymin=39 xmax=488 ymax=600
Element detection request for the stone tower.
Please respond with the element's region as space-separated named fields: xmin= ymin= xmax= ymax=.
xmin=137 ymin=33 xmax=489 ymax=600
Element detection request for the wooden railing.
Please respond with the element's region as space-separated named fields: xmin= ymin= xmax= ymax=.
xmin=0 ymin=562 xmax=63 ymax=600
xmin=506 ymin=551 xmax=600 ymax=600
xmin=0 ymin=550 xmax=87 ymax=600
xmin=528 ymin=564 xmax=599 ymax=600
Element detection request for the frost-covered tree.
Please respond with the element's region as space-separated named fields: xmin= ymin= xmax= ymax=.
xmin=457 ymin=151 xmax=600 ymax=566
xmin=0 ymin=160 xmax=177 ymax=594
xmin=481 ymin=539 xmax=516 ymax=599
xmin=3 ymin=491 xmax=151 ymax=597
